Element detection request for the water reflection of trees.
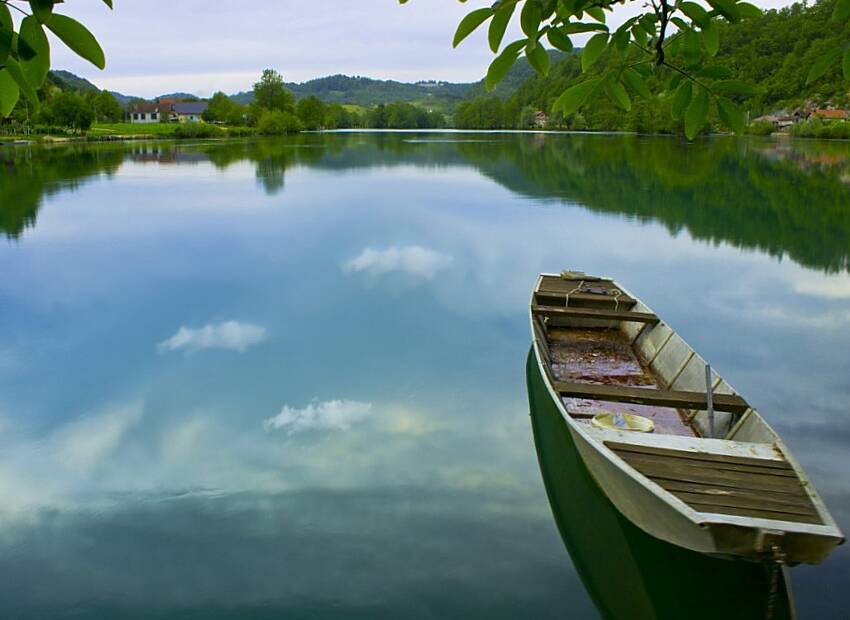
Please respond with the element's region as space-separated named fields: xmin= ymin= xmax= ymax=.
xmin=1 ymin=144 xmax=124 ymax=238
xmin=2 ymin=134 xmax=849 ymax=272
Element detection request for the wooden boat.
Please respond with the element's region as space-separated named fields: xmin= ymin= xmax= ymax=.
xmin=528 ymin=272 xmax=843 ymax=566
xmin=527 ymin=347 xmax=795 ymax=619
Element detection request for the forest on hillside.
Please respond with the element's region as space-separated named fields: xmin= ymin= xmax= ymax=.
xmin=455 ymin=0 xmax=850 ymax=133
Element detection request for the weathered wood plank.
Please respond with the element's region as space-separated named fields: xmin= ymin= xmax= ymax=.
xmin=685 ymin=502 xmax=822 ymax=524
xmin=532 ymin=304 xmax=659 ymax=324
xmin=657 ymin=479 xmax=817 ymax=509
xmin=554 ymin=381 xmax=749 ymax=414
xmin=621 ymin=459 xmax=808 ymax=495
xmin=611 ymin=450 xmax=798 ymax=479
xmin=605 ymin=442 xmax=793 ymax=472
xmin=671 ymin=490 xmax=819 ymax=518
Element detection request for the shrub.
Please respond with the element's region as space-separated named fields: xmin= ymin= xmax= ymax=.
xmin=257 ymin=109 xmax=303 ymax=135
xmin=791 ymin=118 xmax=850 ymax=139
xmin=745 ymin=120 xmax=775 ymax=136
xmin=226 ymin=126 xmax=256 ymax=137
xmin=173 ymin=122 xmax=225 ymax=139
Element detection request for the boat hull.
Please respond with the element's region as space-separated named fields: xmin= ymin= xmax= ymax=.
xmin=527 ymin=347 xmax=794 ymax=620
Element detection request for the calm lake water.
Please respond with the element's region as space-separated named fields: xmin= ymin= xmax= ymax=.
xmin=1 ymin=132 xmax=849 ymax=618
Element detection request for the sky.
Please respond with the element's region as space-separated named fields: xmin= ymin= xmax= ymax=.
xmin=42 ymin=0 xmax=797 ymax=98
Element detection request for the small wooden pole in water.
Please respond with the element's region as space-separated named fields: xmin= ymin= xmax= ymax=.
xmin=705 ymin=364 xmax=715 ymax=439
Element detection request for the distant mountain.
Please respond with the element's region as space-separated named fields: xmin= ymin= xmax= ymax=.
xmin=48 ymin=70 xmax=140 ymax=108
xmin=50 ymin=58 xmax=546 ymax=113
xmin=49 ymin=70 xmax=100 ymax=93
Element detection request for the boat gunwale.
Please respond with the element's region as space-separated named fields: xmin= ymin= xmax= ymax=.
xmin=529 ymin=273 xmax=843 ymax=542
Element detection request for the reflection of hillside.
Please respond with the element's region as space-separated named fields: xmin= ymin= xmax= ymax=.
xmin=456 ymin=136 xmax=850 ymax=273
xmin=2 ymin=134 xmax=849 ymax=273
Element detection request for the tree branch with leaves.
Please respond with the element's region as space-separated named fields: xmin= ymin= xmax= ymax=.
xmin=401 ymin=0 xmax=850 ymax=139
xmin=0 ymin=0 xmax=110 ymax=117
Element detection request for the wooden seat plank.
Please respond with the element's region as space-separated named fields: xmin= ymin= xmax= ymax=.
xmin=532 ymin=304 xmax=659 ymax=324
xmin=605 ymin=442 xmax=792 ymax=471
xmin=685 ymin=502 xmax=822 ymax=524
xmin=657 ymin=480 xmax=818 ymax=510
xmin=610 ymin=450 xmax=798 ymax=479
xmin=554 ymin=380 xmax=749 ymax=414
xmin=619 ymin=460 xmax=808 ymax=495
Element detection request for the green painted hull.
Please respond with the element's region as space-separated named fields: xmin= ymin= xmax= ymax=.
xmin=526 ymin=347 xmax=794 ymax=620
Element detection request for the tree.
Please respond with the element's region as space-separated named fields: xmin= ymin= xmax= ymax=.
xmin=91 ymin=90 xmax=122 ymax=122
xmin=0 ymin=0 xmax=111 ymax=117
xmin=204 ymin=91 xmax=246 ymax=125
xmin=256 ymin=109 xmax=303 ymax=134
xmin=44 ymin=91 xmax=94 ymax=131
xmin=402 ymin=0 xmax=850 ymax=140
xmin=296 ymin=96 xmax=326 ymax=129
xmin=252 ymin=69 xmax=295 ymax=114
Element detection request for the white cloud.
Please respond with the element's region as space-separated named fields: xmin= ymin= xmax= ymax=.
xmin=342 ymin=246 xmax=452 ymax=279
xmin=158 ymin=321 xmax=266 ymax=354
xmin=263 ymin=400 xmax=373 ymax=435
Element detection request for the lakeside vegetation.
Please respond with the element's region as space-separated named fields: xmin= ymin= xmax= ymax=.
xmin=2 ymin=0 xmax=849 ymax=140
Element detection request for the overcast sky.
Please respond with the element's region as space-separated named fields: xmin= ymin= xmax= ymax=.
xmin=42 ymin=0 xmax=795 ymax=98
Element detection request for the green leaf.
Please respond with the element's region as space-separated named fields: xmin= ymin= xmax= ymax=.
xmin=806 ymin=47 xmax=842 ymax=84
xmin=697 ymin=65 xmax=732 ymax=79
xmin=684 ymin=87 xmax=709 ymax=140
xmin=102 ymin=0 xmax=114 ymax=8
xmin=623 ymin=68 xmax=651 ymax=99
xmin=833 ymin=0 xmax=850 ymax=21
xmin=14 ymin=32 xmax=38 ymax=61
xmin=680 ymin=2 xmax=709 ymax=27
xmin=562 ymin=22 xmax=608 ymax=34
xmin=489 ymin=3 xmax=516 ymax=52
xmin=520 ymin=0 xmax=541 ymax=38
xmin=0 ymin=3 xmax=11 ymax=30
xmin=485 ymin=40 xmax=525 ymax=91
xmin=29 ymin=0 xmax=54 ymax=23
xmin=5 ymin=57 xmax=38 ymax=105
xmin=586 ymin=6 xmax=605 ymax=23
xmin=702 ymin=21 xmax=719 ymax=56
xmin=613 ymin=28 xmax=629 ymax=53
xmin=526 ymin=42 xmax=549 ymax=76
xmin=581 ymin=33 xmax=609 ymax=72
xmin=671 ymin=80 xmax=693 ymax=121
xmin=706 ymin=0 xmax=741 ymax=22
xmin=453 ymin=8 xmax=492 ymax=48
xmin=46 ymin=13 xmax=106 ymax=69
xmin=553 ymin=78 xmax=600 ymax=116
xmin=631 ymin=24 xmax=648 ymax=48
xmin=683 ymin=29 xmax=701 ymax=66
xmin=844 ymin=48 xmax=850 ymax=81
xmin=0 ymin=27 xmax=11 ymax=65
xmin=0 ymin=69 xmax=20 ymax=117
xmin=737 ymin=2 xmax=763 ymax=19
xmin=546 ymin=27 xmax=573 ymax=52
xmin=716 ymin=97 xmax=744 ymax=134
xmin=605 ymin=78 xmax=631 ymax=111
xmin=20 ymin=16 xmax=50 ymax=88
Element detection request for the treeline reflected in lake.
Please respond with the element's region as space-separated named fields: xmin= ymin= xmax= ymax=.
xmin=3 ymin=133 xmax=850 ymax=273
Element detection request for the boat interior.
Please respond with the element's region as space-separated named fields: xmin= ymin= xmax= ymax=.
xmin=531 ymin=273 xmax=834 ymax=531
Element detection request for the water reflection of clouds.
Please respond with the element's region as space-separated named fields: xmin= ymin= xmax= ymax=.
xmin=264 ymin=399 xmax=373 ymax=434
xmin=343 ymin=245 xmax=453 ymax=279
xmin=158 ymin=320 xmax=267 ymax=354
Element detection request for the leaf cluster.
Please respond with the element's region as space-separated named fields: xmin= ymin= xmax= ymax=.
xmin=1 ymin=0 xmax=110 ymax=116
